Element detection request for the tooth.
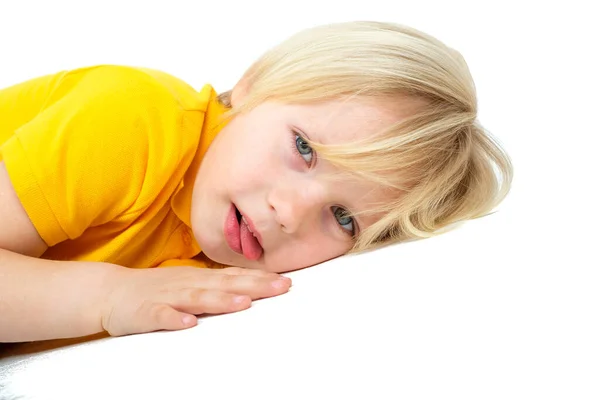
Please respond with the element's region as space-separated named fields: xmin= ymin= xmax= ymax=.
xmin=242 ymin=216 xmax=254 ymax=233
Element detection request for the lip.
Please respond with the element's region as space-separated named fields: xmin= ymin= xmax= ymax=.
xmin=224 ymin=203 xmax=242 ymax=255
xmin=237 ymin=207 xmax=264 ymax=249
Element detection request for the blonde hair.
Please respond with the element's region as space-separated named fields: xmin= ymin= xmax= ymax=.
xmin=218 ymin=21 xmax=513 ymax=253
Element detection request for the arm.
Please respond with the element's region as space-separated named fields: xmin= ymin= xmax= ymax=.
xmin=0 ymin=246 xmax=292 ymax=343
xmin=0 ymin=249 xmax=119 ymax=342
xmin=0 ymin=161 xmax=107 ymax=341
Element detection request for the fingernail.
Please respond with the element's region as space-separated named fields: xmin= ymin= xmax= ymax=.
xmin=233 ymin=295 xmax=248 ymax=304
xmin=182 ymin=315 xmax=196 ymax=326
xmin=272 ymin=278 xmax=290 ymax=289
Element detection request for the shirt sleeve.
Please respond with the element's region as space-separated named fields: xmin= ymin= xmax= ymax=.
xmin=0 ymin=65 xmax=182 ymax=246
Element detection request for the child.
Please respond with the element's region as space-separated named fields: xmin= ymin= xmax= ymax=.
xmin=0 ymin=21 xmax=512 ymax=343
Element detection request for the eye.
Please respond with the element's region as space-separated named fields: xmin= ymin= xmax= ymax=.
xmin=295 ymin=134 xmax=313 ymax=165
xmin=331 ymin=206 xmax=355 ymax=236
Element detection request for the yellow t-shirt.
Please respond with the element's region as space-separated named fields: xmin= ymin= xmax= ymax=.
xmin=0 ymin=64 xmax=228 ymax=269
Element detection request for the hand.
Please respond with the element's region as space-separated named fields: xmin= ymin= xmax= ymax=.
xmin=99 ymin=266 xmax=291 ymax=336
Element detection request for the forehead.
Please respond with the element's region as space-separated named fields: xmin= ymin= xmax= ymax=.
xmin=285 ymin=96 xmax=421 ymax=144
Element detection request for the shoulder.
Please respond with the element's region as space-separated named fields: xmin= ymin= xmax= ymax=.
xmin=50 ymin=65 xmax=180 ymax=108
xmin=128 ymin=66 xmax=210 ymax=111
xmin=46 ymin=64 xmax=212 ymax=121
xmin=60 ymin=64 xmax=209 ymax=111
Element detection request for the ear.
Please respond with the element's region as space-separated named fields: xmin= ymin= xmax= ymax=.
xmin=230 ymin=76 xmax=250 ymax=107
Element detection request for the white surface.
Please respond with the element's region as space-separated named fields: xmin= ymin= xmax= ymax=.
xmin=1 ymin=1 xmax=599 ymax=399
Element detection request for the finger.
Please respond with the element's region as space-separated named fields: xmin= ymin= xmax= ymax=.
xmin=172 ymin=289 xmax=251 ymax=315
xmin=219 ymin=266 xmax=285 ymax=280
xmin=138 ymin=304 xmax=198 ymax=333
xmin=198 ymin=274 xmax=292 ymax=299
xmin=169 ymin=288 xmax=252 ymax=315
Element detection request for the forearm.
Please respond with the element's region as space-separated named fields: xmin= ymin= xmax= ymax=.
xmin=0 ymin=248 xmax=120 ymax=342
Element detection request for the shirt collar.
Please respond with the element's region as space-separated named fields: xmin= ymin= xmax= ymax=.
xmin=171 ymin=84 xmax=229 ymax=229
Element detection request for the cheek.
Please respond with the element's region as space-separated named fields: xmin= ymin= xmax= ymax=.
xmin=229 ymin=156 xmax=274 ymax=195
xmin=265 ymin=236 xmax=351 ymax=273
xmin=229 ymin=137 xmax=283 ymax=189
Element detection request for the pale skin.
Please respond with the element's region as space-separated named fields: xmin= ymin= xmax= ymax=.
xmin=0 ymin=81 xmax=412 ymax=343
xmin=190 ymin=90 xmax=405 ymax=272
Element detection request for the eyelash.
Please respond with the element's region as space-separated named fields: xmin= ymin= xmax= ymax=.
xmin=290 ymin=129 xmax=315 ymax=167
xmin=289 ymin=128 xmax=358 ymax=238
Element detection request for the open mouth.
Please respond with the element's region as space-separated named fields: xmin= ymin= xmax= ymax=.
xmin=224 ymin=204 xmax=263 ymax=261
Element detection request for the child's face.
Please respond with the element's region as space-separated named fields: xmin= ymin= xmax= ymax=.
xmin=190 ymin=97 xmax=407 ymax=273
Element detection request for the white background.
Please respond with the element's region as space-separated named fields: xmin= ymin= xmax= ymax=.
xmin=0 ymin=1 xmax=598 ymax=399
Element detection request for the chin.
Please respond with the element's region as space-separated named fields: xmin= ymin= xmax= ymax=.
xmin=194 ymin=235 xmax=239 ymax=266
xmin=191 ymin=226 xmax=220 ymax=257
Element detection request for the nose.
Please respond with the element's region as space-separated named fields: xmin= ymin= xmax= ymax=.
xmin=267 ymin=179 xmax=326 ymax=234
